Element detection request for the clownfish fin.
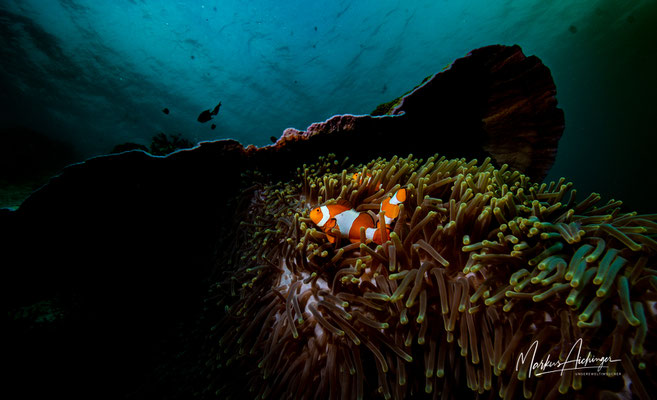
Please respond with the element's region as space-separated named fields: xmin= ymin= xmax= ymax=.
xmin=334 ymin=198 xmax=352 ymax=209
xmin=325 ymin=220 xmax=340 ymax=243
xmin=325 ymin=218 xmax=337 ymax=231
xmin=368 ymin=224 xmax=390 ymax=245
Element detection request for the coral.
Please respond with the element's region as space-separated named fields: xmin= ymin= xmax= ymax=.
xmin=370 ymin=74 xmax=433 ymax=116
xmin=205 ymin=154 xmax=656 ymax=400
xmin=149 ymin=132 xmax=194 ymax=156
xmin=270 ymin=45 xmax=564 ymax=183
xmin=1 ymin=126 xmax=77 ymax=208
xmin=110 ymin=142 xmax=148 ymax=153
xmin=10 ymin=299 xmax=65 ymax=325
xmin=110 ymin=133 xmax=193 ymax=156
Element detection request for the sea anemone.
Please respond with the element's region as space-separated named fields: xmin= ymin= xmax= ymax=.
xmin=203 ymin=153 xmax=656 ymax=400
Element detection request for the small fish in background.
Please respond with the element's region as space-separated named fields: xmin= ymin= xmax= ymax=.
xmin=270 ymin=136 xmax=277 ymax=143
xmin=211 ymin=124 xmax=216 ymax=130
xmin=162 ymin=108 xmax=170 ymax=114
xmin=197 ymin=102 xmax=222 ymax=123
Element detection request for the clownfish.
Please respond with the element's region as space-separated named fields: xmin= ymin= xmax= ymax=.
xmin=352 ymin=172 xmax=382 ymax=190
xmin=380 ymin=188 xmax=406 ymax=225
xmin=309 ymin=188 xmax=407 ymax=245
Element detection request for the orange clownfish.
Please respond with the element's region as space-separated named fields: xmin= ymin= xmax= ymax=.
xmin=309 ymin=188 xmax=407 ymax=245
xmin=380 ymin=188 xmax=406 ymax=225
xmin=352 ymin=172 xmax=382 ymax=190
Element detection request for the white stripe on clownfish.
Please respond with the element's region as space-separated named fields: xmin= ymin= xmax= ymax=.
xmin=318 ymin=205 xmax=331 ymax=226
xmin=389 ymin=193 xmax=403 ymax=205
xmin=364 ymin=227 xmax=382 ymax=242
xmin=333 ymin=209 xmax=361 ymax=238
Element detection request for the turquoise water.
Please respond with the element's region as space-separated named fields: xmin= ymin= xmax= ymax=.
xmin=1 ymin=0 xmax=655 ymax=210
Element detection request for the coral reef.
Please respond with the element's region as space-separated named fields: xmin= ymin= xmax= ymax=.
xmin=3 ymin=45 xmax=569 ymax=398
xmin=1 ymin=125 xmax=77 ymax=209
xmin=149 ymin=132 xmax=195 ymax=155
xmin=206 ymin=154 xmax=656 ymax=400
xmin=270 ymin=44 xmax=563 ymax=182
xmin=110 ymin=142 xmax=149 ymax=153
xmin=110 ymin=133 xmax=194 ymax=156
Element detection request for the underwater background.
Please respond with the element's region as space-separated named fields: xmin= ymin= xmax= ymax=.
xmin=1 ymin=0 xmax=656 ymax=211
xmin=4 ymin=2 xmax=657 ymax=400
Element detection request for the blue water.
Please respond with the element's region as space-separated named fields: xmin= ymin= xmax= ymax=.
xmin=1 ymin=0 xmax=656 ymax=210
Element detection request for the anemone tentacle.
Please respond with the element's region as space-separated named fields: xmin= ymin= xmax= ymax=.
xmin=204 ymin=153 xmax=656 ymax=400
